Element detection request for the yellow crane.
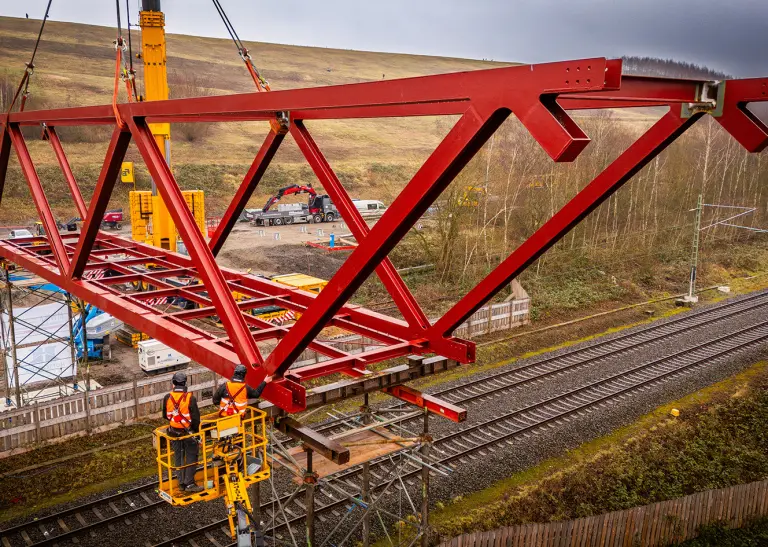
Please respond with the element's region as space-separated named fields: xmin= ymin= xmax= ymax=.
xmin=129 ymin=0 xmax=206 ymax=252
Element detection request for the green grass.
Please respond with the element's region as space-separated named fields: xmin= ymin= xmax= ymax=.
xmin=428 ymin=361 xmax=768 ymax=541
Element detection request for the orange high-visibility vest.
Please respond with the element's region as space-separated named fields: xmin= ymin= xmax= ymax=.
xmin=166 ymin=391 xmax=192 ymax=429
xmin=219 ymin=382 xmax=248 ymax=416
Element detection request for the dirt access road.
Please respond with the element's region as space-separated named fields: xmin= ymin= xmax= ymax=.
xmin=216 ymin=219 xmax=358 ymax=277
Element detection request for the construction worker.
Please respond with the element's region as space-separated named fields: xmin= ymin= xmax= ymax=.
xmin=212 ymin=364 xmax=268 ymax=416
xmin=162 ymin=371 xmax=203 ymax=493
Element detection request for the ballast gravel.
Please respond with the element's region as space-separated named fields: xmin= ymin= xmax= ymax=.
xmin=13 ymin=290 xmax=768 ymax=547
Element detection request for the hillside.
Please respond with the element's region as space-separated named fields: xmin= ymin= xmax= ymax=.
xmin=0 ymin=16 xmax=512 ymax=220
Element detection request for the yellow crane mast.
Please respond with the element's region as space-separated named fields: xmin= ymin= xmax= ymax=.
xmin=130 ymin=0 xmax=206 ymax=252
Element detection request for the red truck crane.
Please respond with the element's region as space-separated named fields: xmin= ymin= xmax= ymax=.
xmin=262 ymin=184 xmax=316 ymax=212
xmin=249 ymin=184 xmax=339 ymax=226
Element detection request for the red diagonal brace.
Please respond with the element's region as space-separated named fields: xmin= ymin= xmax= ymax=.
xmin=265 ymin=107 xmax=500 ymax=375
xmin=430 ymin=107 xmax=701 ymax=336
xmin=210 ymin=128 xmax=286 ymax=256
xmin=715 ymin=78 xmax=768 ymax=153
xmin=7 ymin=124 xmax=71 ymax=274
xmin=46 ymin=126 xmax=88 ymax=219
xmin=0 ymin=124 xmax=10 ymax=206
xmin=291 ymin=120 xmax=431 ymax=330
xmin=127 ymin=115 xmax=265 ymax=370
xmin=69 ymin=127 xmax=132 ymax=279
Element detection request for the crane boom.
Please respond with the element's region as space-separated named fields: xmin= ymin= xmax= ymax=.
xmin=262 ymin=184 xmax=317 ymax=212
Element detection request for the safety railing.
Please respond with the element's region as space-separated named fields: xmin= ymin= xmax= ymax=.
xmin=154 ymin=406 xmax=270 ymax=505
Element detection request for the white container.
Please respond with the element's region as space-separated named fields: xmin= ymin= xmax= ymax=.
xmin=138 ymin=340 xmax=191 ymax=372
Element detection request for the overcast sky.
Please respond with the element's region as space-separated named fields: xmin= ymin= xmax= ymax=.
xmin=3 ymin=0 xmax=766 ymax=77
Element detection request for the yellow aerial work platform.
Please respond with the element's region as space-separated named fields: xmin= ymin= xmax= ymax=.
xmin=154 ymin=407 xmax=269 ymax=545
xmin=271 ymin=273 xmax=328 ymax=293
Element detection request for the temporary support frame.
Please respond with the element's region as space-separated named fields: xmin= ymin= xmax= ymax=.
xmin=0 ymin=268 xmax=81 ymax=407
xmin=0 ymin=58 xmax=765 ymax=413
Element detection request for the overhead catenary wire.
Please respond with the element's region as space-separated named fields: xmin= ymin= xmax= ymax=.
xmin=7 ymin=0 xmax=53 ymax=113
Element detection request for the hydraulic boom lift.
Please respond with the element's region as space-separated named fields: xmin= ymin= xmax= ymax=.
xmin=262 ymin=184 xmax=317 ymax=212
xmin=154 ymin=407 xmax=270 ymax=546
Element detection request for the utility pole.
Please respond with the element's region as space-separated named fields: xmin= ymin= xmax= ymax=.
xmin=681 ymin=195 xmax=760 ymax=306
xmin=687 ymin=194 xmax=703 ymax=302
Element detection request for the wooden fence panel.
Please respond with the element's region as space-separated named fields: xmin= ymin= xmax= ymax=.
xmin=440 ymin=480 xmax=768 ymax=547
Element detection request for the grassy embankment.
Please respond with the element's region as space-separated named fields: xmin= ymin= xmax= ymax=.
xmin=0 ymin=15 xmax=506 ymax=223
xmin=424 ymin=361 xmax=768 ymax=542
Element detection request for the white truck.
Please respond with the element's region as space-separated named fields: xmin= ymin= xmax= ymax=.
xmin=138 ymin=339 xmax=191 ymax=373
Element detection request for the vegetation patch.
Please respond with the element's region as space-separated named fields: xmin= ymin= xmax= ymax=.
xmin=675 ymin=517 xmax=768 ymax=547
xmin=430 ymin=361 xmax=768 ymax=541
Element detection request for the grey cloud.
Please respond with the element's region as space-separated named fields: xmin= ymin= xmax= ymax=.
xmin=3 ymin=0 xmax=766 ymax=76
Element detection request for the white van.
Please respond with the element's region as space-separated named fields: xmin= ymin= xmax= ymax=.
xmin=352 ymin=200 xmax=387 ymax=217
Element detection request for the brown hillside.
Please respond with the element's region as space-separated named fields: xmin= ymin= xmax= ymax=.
xmin=0 ymin=16 xmax=517 ymax=222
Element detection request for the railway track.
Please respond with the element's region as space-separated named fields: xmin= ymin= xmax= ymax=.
xmin=310 ymin=289 xmax=768 ymax=436
xmin=2 ymin=291 xmax=767 ymax=546
xmin=157 ymin=316 xmax=768 ymax=546
xmin=0 ymin=482 xmax=162 ymax=547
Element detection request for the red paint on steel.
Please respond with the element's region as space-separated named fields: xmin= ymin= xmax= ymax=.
xmin=128 ymin=117 xmax=265 ymax=370
xmin=305 ymin=241 xmax=358 ymax=252
xmin=430 ymin=108 xmax=701 ymax=337
xmin=46 ymin=126 xmax=88 ymax=220
xmin=291 ymin=120 xmax=431 ymax=330
xmin=714 ymin=77 xmax=768 ymax=153
xmin=210 ymin=128 xmax=286 ymax=256
xmin=69 ymin=128 xmax=132 ymax=279
xmin=0 ymin=126 xmax=9 ymax=206
xmin=7 ymin=124 xmax=70 ymax=274
xmin=382 ymin=385 xmax=467 ymax=423
xmin=265 ymin=107 xmax=497 ymax=374
xmin=0 ymin=58 xmax=765 ymax=413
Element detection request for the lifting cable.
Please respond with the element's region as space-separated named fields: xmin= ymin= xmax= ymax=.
xmin=7 ymin=0 xmax=53 ymax=114
xmin=211 ymin=0 xmax=271 ymax=92
xmin=124 ymin=0 xmax=139 ymax=100
xmin=112 ymin=0 xmax=134 ymax=128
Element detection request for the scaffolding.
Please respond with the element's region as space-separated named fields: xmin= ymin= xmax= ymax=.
xmin=0 ymin=264 xmax=90 ymax=409
xmin=256 ymin=393 xmax=448 ymax=547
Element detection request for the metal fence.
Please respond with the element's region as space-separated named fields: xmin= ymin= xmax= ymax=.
xmin=452 ymin=299 xmax=531 ymax=339
xmin=439 ymin=479 xmax=768 ymax=547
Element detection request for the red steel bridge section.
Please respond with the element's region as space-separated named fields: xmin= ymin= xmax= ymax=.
xmin=0 ymin=58 xmax=765 ymax=413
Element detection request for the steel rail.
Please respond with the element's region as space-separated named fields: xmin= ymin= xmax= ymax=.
xmin=156 ymin=318 xmax=768 ymax=547
xmin=0 ymin=482 xmax=161 ymax=546
xmin=6 ymin=291 xmax=768 ymax=547
xmin=5 ymin=293 xmax=766 ymax=546
xmin=307 ymin=290 xmax=768 ymax=435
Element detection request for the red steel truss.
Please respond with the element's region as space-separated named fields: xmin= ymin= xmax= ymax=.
xmin=0 ymin=58 xmax=765 ymax=413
